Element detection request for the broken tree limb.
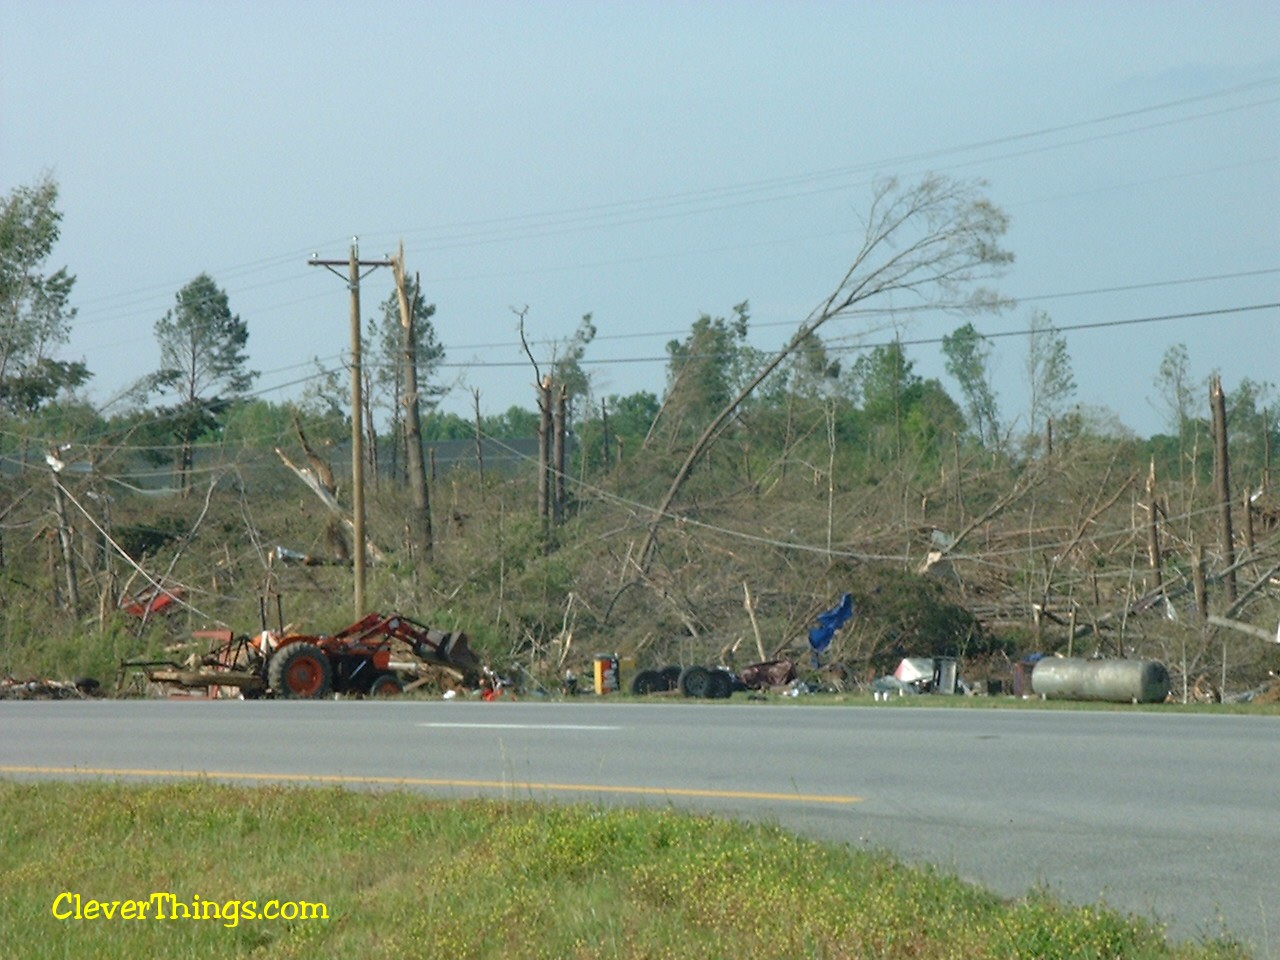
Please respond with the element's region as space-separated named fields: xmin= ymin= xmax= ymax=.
xmin=743 ymin=581 xmax=766 ymax=662
xmin=940 ymin=465 xmax=1048 ymax=559
xmin=274 ymin=447 xmax=386 ymax=563
xmin=1207 ymin=615 xmax=1279 ymax=644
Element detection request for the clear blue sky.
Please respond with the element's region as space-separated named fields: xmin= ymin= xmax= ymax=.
xmin=3 ymin=0 xmax=1277 ymax=438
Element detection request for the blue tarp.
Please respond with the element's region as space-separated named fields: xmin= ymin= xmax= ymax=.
xmin=808 ymin=592 xmax=854 ymax=652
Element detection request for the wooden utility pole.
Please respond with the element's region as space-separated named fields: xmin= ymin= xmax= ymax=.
xmin=309 ymin=241 xmax=392 ymax=618
xmin=1210 ymin=375 xmax=1237 ymax=605
xmin=391 ymin=242 xmax=432 ymax=564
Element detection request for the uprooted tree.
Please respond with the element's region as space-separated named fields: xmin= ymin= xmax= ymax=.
xmin=634 ymin=173 xmax=1014 ymax=575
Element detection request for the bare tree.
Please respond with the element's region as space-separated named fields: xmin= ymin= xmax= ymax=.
xmin=392 ymin=244 xmax=433 ymax=563
xmin=634 ymin=174 xmax=1013 ymax=572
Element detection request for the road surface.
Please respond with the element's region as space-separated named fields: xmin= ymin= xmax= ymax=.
xmin=2 ymin=698 xmax=1276 ymax=954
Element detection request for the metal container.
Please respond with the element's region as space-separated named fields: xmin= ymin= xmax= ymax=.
xmin=934 ymin=657 xmax=958 ymax=695
xmin=1031 ymin=657 xmax=1170 ymax=703
xmin=593 ymin=654 xmax=620 ymax=695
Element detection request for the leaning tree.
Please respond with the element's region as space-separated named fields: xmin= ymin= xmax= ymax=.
xmin=635 ymin=174 xmax=1014 ymax=573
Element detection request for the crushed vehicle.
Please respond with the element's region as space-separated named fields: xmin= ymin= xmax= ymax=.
xmin=120 ymin=612 xmax=480 ymax=699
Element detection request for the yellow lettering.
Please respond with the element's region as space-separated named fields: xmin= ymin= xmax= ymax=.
xmin=280 ymin=901 xmax=298 ymax=921
xmin=51 ymin=892 xmax=73 ymax=920
xmin=149 ymin=892 xmax=169 ymax=919
xmin=263 ymin=899 xmax=279 ymax=920
xmin=240 ymin=901 xmax=256 ymax=921
xmin=99 ymin=901 xmax=117 ymax=920
xmin=200 ymin=899 xmax=220 ymax=921
xmin=135 ymin=899 xmax=151 ymax=920
xmin=299 ymin=901 xmax=328 ymax=920
xmin=82 ymin=901 xmax=99 ymax=920
xmin=170 ymin=895 xmax=191 ymax=920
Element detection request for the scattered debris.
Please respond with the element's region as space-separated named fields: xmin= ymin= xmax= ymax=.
xmin=1 ymin=676 xmax=102 ymax=700
xmin=871 ymin=657 xmax=964 ymax=700
xmin=1224 ymin=674 xmax=1280 ymax=705
xmin=119 ymin=585 xmax=184 ymax=619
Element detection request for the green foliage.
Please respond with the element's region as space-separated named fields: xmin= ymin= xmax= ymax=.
xmin=218 ymin=399 xmax=345 ymax=450
xmin=550 ymin=312 xmax=597 ymax=421
xmin=843 ymin=565 xmax=999 ymax=668
xmin=577 ymin=390 xmax=660 ymax=470
xmin=1225 ymin=377 xmax=1276 ymax=482
xmin=942 ymin=322 xmax=1000 ymax=446
xmin=659 ymin=301 xmax=751 ymax=442
xmin=145 ymin=274 xmax=257 ymax=486
xmin=0 ymin=782 xmax=1239 ymax=960
xmin=151 ymin=273 xmax=256 ymax=402
xmin=0 ymin=173 xmax=88 ymax=414
xmin=1025 ymin=309 xmax=1076 ymax=439
xmin=844 ymin=340 xmax=966 ymax=467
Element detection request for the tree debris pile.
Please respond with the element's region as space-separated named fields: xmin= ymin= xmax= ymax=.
xmin=1 ymin=676 xmax=101 ymax=700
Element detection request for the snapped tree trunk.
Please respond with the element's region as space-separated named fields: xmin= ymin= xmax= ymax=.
xmin=1210 ymin=375 xmax=1236 ymax=604
xmin=393 ymin=244 xmax=433 ymax=562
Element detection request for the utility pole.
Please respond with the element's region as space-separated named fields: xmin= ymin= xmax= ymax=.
xmin=309 ymin=240 xmax=392 ymax=618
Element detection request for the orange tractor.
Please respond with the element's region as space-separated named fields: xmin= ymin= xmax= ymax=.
xmin=123 ymin=612 xmax=481 ymax=699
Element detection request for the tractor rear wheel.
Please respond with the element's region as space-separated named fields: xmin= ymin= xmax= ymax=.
xmin=366 ymin=673 xmax=404 ymax=697
xmin=268 ymin=643 xmax=332 ymax=699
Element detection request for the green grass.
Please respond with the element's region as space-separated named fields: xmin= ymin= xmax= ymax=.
xmin=0 ymin=781 xmax=1248 ymax=959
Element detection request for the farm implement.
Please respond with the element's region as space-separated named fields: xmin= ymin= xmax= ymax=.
xmin=120 ymin=612 xmax=480 ymax=699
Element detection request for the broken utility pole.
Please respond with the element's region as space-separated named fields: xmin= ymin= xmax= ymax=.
xmin=309 ymin=241 xmax=393 ymax=618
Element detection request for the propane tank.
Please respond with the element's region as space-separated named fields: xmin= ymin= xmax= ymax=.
xmin=1030 ymin=657 xmax=1170 ymax=703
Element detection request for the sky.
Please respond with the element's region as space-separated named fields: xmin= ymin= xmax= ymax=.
xmin=3 ymin=0 xmax=1278 ymax=439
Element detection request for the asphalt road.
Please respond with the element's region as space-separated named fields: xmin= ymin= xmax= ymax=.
xmin=2 ymin=698 xmax=1277 ymax=955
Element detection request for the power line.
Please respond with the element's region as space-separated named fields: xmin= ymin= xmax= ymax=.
xmin=54 ymin=78 xmax=1280 ymax=334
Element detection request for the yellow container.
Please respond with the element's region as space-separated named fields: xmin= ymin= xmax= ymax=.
xmin=593 ymin=654 xmax=620 ymax=695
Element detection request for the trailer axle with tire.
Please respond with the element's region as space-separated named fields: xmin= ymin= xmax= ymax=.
xmin=630 ymin=659 xmax=795 ymax=699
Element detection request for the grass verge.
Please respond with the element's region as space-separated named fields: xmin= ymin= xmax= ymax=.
xmin=0 ymin=780 xmax=1248 ymax=960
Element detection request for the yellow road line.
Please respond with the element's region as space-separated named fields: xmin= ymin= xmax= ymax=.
xmin=0 ymin=765 xmax=863 ymax=806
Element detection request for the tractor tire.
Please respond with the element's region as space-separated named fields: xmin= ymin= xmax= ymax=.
xmin=706 ymin=668 xmax=734 ymax=700
xmin=630 ymin=669 xmax=665 ymax=696
xmin=268 ymin=642 xmax=332 ymax=699
xmin=677 ymin=665 xmax=712 ymax=699
xmin=366 ymin=672 xmax=404 ymax=697
xmin=659 ymin=665 xmax=682 ymax=691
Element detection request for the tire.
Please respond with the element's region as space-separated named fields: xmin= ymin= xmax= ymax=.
xmin=706 ymin=668 xmax=734 ymax=700
xmin=268 ymin=642 xmax=332 ymax=699
xmin=659 ymin=665 xmax=682 ymax=691
xmin=366 ymin=672 xmax=403 ymax=697
xmin=677 ymin=665 xmax=712 ymax=699
xmin=630 ymin=669 xmax=664 ymax=696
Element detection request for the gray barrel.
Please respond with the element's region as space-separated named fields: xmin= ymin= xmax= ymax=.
xmin=1030 ymin=657 xmax=1170 ymax=703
